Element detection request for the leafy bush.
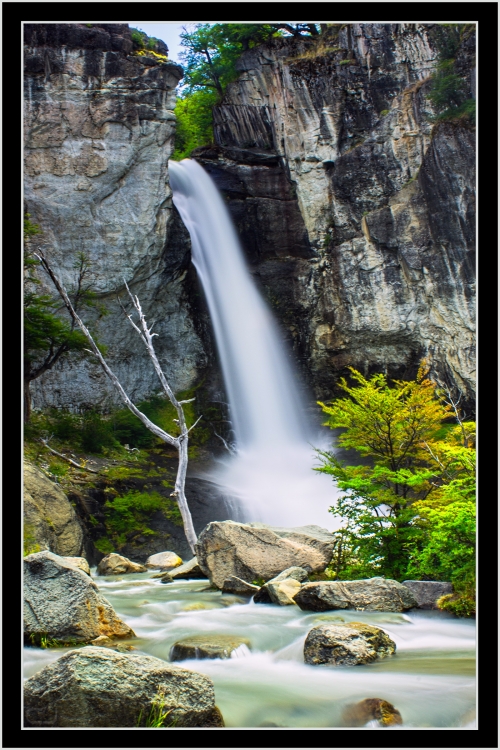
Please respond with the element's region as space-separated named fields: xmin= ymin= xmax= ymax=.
xmin=102 ymin=490 xmax=183 ymax=548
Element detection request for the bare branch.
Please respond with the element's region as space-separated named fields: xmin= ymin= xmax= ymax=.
xmin=39 ymin=438 xmax=99 ymax=473
xmin=187 ymin=414 xmax=203 ymax=434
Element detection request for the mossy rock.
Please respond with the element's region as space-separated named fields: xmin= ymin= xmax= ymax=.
xmin=170 ymin=635 xmax=251 ymax=661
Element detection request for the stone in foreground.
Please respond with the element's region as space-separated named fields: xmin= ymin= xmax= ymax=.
xmin=24 ymin=647 xmax=224 ymax=727
xmin=146 ymin=551 xmax=183 ymax=570
xmin=341 ymin=698 xmax=403 ymax=727
xmin=254 ymin=566 xmax=309 ymax=605
xmin=195 ymin=521 xmax=335 ymax=589
xmin=221 ymin=576 xmax=260 ymax=596
xmin=170 ymin=635 xmax=251 ymax=661
xmin=402 ymin=580 xmax=453 ymax=610
xmin=97 ymin=553 xmax=147 ymax=576
xmin=24 ymin=551 xmax=134 ymax=644
xmin=294 ymin=577 xmax=418 ymax=612
xmin=63 ymin=556 xmax=91 ymax=575
xmin=304 ymin=622 xmax=396 ymax=666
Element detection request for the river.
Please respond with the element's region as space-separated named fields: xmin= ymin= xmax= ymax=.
xmin=23 ymin=571 xmax=476 ymax=729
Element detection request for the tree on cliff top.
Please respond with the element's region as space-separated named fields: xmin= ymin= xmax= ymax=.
xmin=173 ymin=23 xmax=325 ymax=159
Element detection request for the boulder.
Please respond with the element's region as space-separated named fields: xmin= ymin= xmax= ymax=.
xmin=254 ymin=566 xmax=309 ymax=605
xmin=145 ymin=551 xmax=183 ymax=570
xmin=63 ymin=556 xmax=90 ymax=575
xmin=195 ymin=521 xmax=335 ymax=589
xmin=23 ymin=460 xmax=83 ymax=556
xmin=170 ymin=635 xmax=251 ymax=661
xmin=304 ymin=622 xmax=396 ymax=666
xmin=294 ymin=578 xmax=418 ymax=612
xmin=97 ymin=553 xmax=147 ymax=576
xmin=341 ymin=698 xmax=403 ymax=727
xmin=221 ymin=576 xmax=260 ymax=596
xmin=24 ymin=551 xmax=134 ymax=644
xmin=401 ymin=580 xmax=453 ymax=610
xmin=24 ymin=647 xmax=224 ymax=727
xmin=170 ymin=557 xmax=207 ymax=580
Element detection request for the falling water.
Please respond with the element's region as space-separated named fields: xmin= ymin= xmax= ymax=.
xmin=169 ymin=159 xmax=339 ymax=528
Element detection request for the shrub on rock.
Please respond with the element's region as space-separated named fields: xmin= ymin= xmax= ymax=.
xmin=304 ymin=621 xmax=396 ymax=666
xmin=195 ymin=521 xmax=334 ymax=589
xmin=294 ymin=577 xmax=418 ymax=612
xmin=97 ymin=553 xmax=147 ymax=575
xmin=24 ymin=551 xmax=134 ymax=644
xmin=24 ymin=647 xmax=224 ymax=727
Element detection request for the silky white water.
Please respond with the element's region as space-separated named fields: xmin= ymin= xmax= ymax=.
xmin=24 ymin=574 xmax=476 ymax=728
xmin=169 ymin=159 xmax=339 ymax=528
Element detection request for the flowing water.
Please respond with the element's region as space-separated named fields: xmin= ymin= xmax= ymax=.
xmin=169 ymin=158 xmax=339 ymax=529
xmin=23 ymin=572 xmax=476 ymax=729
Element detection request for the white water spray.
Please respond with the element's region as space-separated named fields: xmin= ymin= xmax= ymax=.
xmin=169 ymin=159 xmax=339 ymax=528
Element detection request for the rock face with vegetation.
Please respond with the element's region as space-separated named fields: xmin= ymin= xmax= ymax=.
xmin=24 ymin=646 xmax=224 ymax=727
xmin=24 ymin=23 xmax=475 ymax=414
xmin=24 ymin=551 xmax=135 ymax=644
xmin=23 ymin=23 xmax=207 ymax=411
xmin=197 ymin=24 xmax=476 ymax=406
xmin=23 ymin=460 xmax=84 ymax=557
xmin=294 ymin=577 xmax=418 ymax=612
xmin=195 ymin=521 xmax=335 ymax=589
xmin=303 ymin=621 xmax=396 ymax=665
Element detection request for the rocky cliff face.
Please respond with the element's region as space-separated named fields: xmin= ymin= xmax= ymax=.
xmin=24 ymin=23 xmax=475 ymax=416
xmin=198 ymin=23 xmax=476 ymax=405
xmin=24 ymin=24 xmax=209 ymax=411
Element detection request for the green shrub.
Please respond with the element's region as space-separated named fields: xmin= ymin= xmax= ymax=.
xmin=94 ymin=537 xmax=115 ymax=555
xmin=380 ymin=109 xmax=389 ymax=117
xmin=81 ymin=411 xmax=118 ymax=454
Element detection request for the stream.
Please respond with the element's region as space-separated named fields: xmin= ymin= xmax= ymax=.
xmin=23 ymin=572 xmax=476 ymax=729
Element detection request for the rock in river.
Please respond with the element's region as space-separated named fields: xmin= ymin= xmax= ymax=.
xmin=97 ymin=553 xmax=147 ymax=575
xmin=254 ymin=566 xmax=310 ymax=605
xmin=304 ymin=622 xmax=396 ymax=666
xmin=170 ymin=635 xmax=251 ymax=661
xmin=24 ymin=551 xmax=134 ymax=644
xmin=221 ymin=576 xmax=260 ymax=596
xmin=294 ymin=577 xmax=418 ymax=612
xmin=341 ymin=698 xmax=403 ymax=726
xmin=63 ymin=556 xmax=91 ymax=575
xmin=401 ymin=580 xmax=453 ymax=609
xmin=146 ymin=551 xmax=183 ymax=570
xmin=24 ymin=646 xmax=224 ymax=727
xmin=195 ymin=521 xmax=334 ymax=589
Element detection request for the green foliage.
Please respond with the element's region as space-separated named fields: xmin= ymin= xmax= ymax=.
xmin=426 ymin=24 xmax=475 ymax=125
xmin=102 ymin=490 xmax=183 ymax=549
xmin=94 ymin=537 xmax=115 ymax=555
xmin=137 ymin=691 xmax=179 ymax=728
xmin=80 ymin=410 xmax=119 ymax=453
xmin=315 ymin=364 xmax=476 ymax=608
xmin=380 ymin=109 xmax=390 ymax=117
xmin=28 ymin=632 xmax=84 ymax=648
xmin=24 ymin=525 xmax=41 ymax=556
xmin=427 ymin=60 xmax=466 ymax=112
xmin=172 ymin=89 xmax=218 ymax=160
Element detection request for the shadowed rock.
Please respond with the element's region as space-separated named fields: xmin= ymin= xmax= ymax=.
xmin=170 ymin=635 xmax=251 ymax=661
xmin=402 ymin=580 xmax=453 ymax=609
xmin=222 ymin=576 xmax=260 ymax=596
xmin=294 ymin=577 xmax=418 ymax=612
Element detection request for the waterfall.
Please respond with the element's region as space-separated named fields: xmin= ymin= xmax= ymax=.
xmin=169 ymin=159 xmax=338 ymax=528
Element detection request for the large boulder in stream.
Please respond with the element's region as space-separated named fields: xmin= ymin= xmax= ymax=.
xmin=294 ymin=577 xmax=418 ymax=612
xmin=24 ymin=647 xmax=224 ymax=727
xmin=401 ymin=580 xmax=453 ymax=609
xmin=254 ymin=566 xmax=309 ymax=605
xmin=24 ymin=551 xmax=134 ymax=644
xmin=145 ymin=551 xmax=183 ymax=570
xmin=195 ymin=521 xmax=335 ymax=589
xmin=304 ymin=622 xmax=396 ymax=666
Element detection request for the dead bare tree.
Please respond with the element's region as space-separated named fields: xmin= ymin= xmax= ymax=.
xmin=35 ymin=251 xmax=199 ymax=555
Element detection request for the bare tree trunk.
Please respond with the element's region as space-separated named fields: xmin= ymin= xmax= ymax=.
xmin=36 ymin=252 xmax=199 ymax=555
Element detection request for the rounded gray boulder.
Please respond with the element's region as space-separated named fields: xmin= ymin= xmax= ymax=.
xmin=304 ymin=621 xmax=396 ymax=666
xmin=24 ymin=647 xmax=224 ymax=727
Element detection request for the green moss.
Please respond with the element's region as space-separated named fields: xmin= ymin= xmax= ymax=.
xmin=27 ymin=632 xmax=85 ymax=648
xmin=94 ymin=537 xmax=115 ymax=555
xmin=338 ymin=59 xmax=351 ymax=65
xmin=24 ymin=525 xmax=41 ymax=556
xmin=380 ymin=109 xmax=390 ymax=117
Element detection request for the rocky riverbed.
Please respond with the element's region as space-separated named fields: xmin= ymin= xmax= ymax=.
xmin=24 ymin=569 xmax=476 ymax=728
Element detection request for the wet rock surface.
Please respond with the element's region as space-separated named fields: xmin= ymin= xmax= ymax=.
xmin=169 ymin=557 xmax=208 ymax=580
xmin=170 ymin=635 xmax=251 ymax=661
xmin=23 ymin=460 xmax=84 ymax=557
xmin=195 ymin=521 xmax=335 ymax=589
xmin=294 ymin=577 xmax=418 ymax=612
xmin=341 ymin=697 xmax=403 ymax=726
xmin=402 ymin=580 xmax=453 ymax=609
xmin=145 ymin=551 xmax=183 ymax=570
xmin=24 ymin=551 xmax=134 ymax=644
xmin=304 ymin=621 xmax=396 ymax=666
xmin=24 ymin=646 xmax=223 ymax=727
xmin=221 ymin=576 xmax=260 ymax=596
xmin=96 ymin=553 xmax=147 ymax=576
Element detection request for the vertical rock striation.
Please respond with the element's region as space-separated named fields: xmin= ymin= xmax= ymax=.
xmin=199 ymin=24 xmax=476 ymax=405
xmin=24 ymin=24 xmax=207 ymax=410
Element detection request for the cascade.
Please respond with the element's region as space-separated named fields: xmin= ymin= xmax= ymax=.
xmin=169 ymin=159 xmax=339 ymax=528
